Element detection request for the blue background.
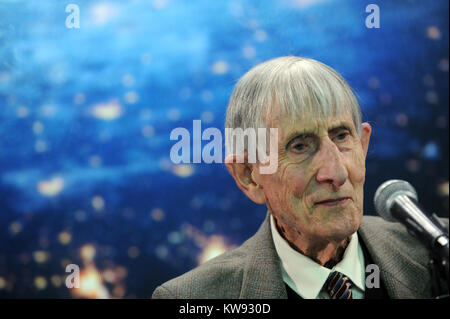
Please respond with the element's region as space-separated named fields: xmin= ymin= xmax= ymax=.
xmin=0 ymin=0 xmax=448 ymax=298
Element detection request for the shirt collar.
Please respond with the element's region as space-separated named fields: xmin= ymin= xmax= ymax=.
xmin=270 ymin=214 xmax=365 ymax=299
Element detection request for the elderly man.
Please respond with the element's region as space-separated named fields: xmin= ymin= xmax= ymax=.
xmin=153 ymin=56 xmax=434 ymax=299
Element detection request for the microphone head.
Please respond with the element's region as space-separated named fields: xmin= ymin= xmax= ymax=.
xmin=374 ymin=179 xmax=418 ymax=222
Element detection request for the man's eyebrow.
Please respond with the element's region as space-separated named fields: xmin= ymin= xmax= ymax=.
xmin=284 ymin=131 xmax=314 ymax=145
xmin=328 ymin=124 xmax=353 ymax=135
xmin=284 ymin=123 xmax=353 ymax=144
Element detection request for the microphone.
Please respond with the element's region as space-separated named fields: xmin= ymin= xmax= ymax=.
xmin=374 ymin=179 xmax=449 ymax=259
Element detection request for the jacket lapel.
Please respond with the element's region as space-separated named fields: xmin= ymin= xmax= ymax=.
xmin=238 ymin=214 xmax=433 ymax=299
xmin=359 ymin=216 xmax=432 ymax=298
xmin=239 ymin=213 xmax=288 ymax=298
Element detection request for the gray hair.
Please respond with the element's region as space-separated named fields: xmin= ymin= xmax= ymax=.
xmin=225 ymin=56 xmax=362 ymax=156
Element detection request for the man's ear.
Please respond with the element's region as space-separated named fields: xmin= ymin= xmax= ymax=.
xmin=360 ymin=122 xmax=372 ymax=158
xmin=225 ymin=153 xmax=266 ymax=204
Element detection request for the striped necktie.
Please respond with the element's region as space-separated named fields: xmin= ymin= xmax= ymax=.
xmin=324 ymin=271 xmax=353 ymax=299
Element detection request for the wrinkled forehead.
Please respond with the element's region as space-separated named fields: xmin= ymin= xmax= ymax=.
xmin=262 ymin=87 xmax=360 ymax=140
xmin=268 ymin=107 xmax=355 ymax=141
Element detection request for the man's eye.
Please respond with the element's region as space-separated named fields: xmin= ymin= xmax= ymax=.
xmin=291 ymin=142 xmax=308 ymax=152
xmin=335 ymin=132 xmax=350 ymax=142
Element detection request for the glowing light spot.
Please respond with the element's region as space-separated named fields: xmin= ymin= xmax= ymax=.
xmin=427 ymin=26 xmax=441 ymax=40
xmin=7 ymin=94 xmax=16 ymax=106
xmin=179 ymin=87 xmax=191 ymax=100
xmin=74 ymin=93 xmax=86 ymax=105
xmin=155 ymin=245 xmax=168 ymax=260
xmin=201 ymin=90 xmax=213 ymax=102
xmin=40 ymin=104 xmax=57 ymax=117
xmin=51 ymin=275 xmax=62 ymax=287
xmin=92 ymin=196 xmax=105 ymax=211
xmin=75 ymin=210 xmax=87 ymax=222
xmin=73 ymin=266 xmax=109 ymax=299
xmin=32 ymin=121 xmax=44 ymax=135
xmin=290 ymin=0 xmax=327 ymax=8
xmin=141 ymin=53 xmax=152 ymax=65
xmin=61 ymin=259 xmax=72 ymax=268
xmin=198 ymin=236 xmax=230 ymax=264
xmin=140 ymin=108 xmax=152 ymax=120
xmin=254 ymin=29 xmax=267 ymax=42
xmin=9 ymin=221 xmax=22 ymax=235
xmin=436 ymin=116 xmax=447 ymax=128
xmin=212 ymin=61 xmax=229 ymax=75
xmin=20 ymin=253 xmax=30 ymax=264
xmin=112 ymin=285 xmax=126 ymax=298
xmin=437 ymin=182 xmax=449 ymax=197
xmin=201 ymin=111 xmax=214 ymax=124
xmin=423 ymin=74 xmax=435 ymax=87
xmin=167 ymin=108 xmax=180 ymax=121
xmin=396 ymin=113 xmax=408 ymax=127
xmin=229 ymin=2 xmax=243 ymax=16
xmin=58 ymin=231 xmax=72 ymax=245
xmin=423 ymin=142 xmax=439 ymax=159
xmin=124 ymin=91 xmax=139 ymax=104
xmin=151 ymin=208 xmax=165 ymax=221
xmin=33 ymin=251 xmax=49 ymax=264
xmin=243 ymin=45 xmax=256 ymax=59
xmin=89 ymin=155 xmax=102 ymax=167
xmin=439 ymin=59 xmax=449 ymax=72
xmin=0 ymin=277 xmax=6 ymax=289
xmin=80 ymin=244 xmax=96 ymax=262
xmin=35 ymin=140 xmax=48 ymax=153
xmin=380 ymin=93 xmax=392 ymax=105
xmin=49 ymin=64 xmax=67 ymax=84
xmin=0 ymin=71 xmax=10 ymax=82
xmin=172 ymin=164 xmax=194 ymax=178
xmin=122 ymin=74 xmax=135 ymax=87
xmin=159 ymin=158 xmax=172 ymax=171
xmin=368 ymin=77 xmax=380 ymax=89
xmin=34 ymin=276 xmax=47 ymax=290
xmin=115 ymin=266 xmax=127 ymax=279
xmin=425 ymin=91 xmax=439 ymax=104
xmin=203 ymin=220 xmax=215 ymax=233
xmin=17 ymin=106 xmax=29 ymax=118
xmin=168 ymin=231 xmax=183 ymax=244
xmin=102 ymin=269 xmax=116 ymax=283
xmin=141 ymin=125 xmax=155 ymax=138
xmin=37 ymin=176 xmax=64 ymax=197
xmin=92 ymin=100 xmax=123 ymax=121
xmin=152 ymin=0 xmax=169 ymax=10
xmin=40 ymin=237 xmax=49 ymax=249
xmin=91 ymin=3 xmax=118 ymax=25
xmin=127 ymin=246 xmax=140 ymax=259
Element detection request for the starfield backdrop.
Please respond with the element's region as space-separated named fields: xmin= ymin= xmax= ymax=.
xmin=0 ymin=0 xmax=448 ymax=298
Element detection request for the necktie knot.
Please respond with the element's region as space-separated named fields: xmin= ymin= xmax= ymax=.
xmin=324 ymin=271 xmax=353 ymax=299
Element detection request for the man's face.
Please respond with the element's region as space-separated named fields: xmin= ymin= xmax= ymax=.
xmin=255 ymin=110 xmax=371 ymax=242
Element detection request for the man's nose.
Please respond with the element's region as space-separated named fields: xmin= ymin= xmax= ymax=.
xmin=315 ymin=139 xmax=348 ymax=188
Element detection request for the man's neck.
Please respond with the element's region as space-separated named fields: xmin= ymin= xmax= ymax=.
xmin=274 ymin=216 xmax=351 ymax=269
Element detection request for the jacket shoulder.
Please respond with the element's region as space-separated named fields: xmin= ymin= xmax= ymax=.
xmin=152 ymin=241 xmax=250 ymax=299
xmin=360 ymin=215 xmax=450 ymax=298
xmin=360 ymin=215 xmax=429 ymax=265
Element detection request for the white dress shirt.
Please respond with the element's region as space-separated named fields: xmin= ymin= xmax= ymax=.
xmin=270 ymin=214 xmax=366 ymax=299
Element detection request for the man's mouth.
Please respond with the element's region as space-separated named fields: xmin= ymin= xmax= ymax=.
xmin=316 ymin=197 xmax=351 ymax=206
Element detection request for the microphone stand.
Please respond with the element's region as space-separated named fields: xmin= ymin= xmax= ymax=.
xmin=428 ymin=216 xmax=449 ymax=299
xmin=429 ymin=251 xmax=449 ymax=299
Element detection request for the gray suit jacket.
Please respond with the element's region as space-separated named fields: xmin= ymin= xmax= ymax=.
xmin=152 ymin=214 xmax=446 ymax=299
